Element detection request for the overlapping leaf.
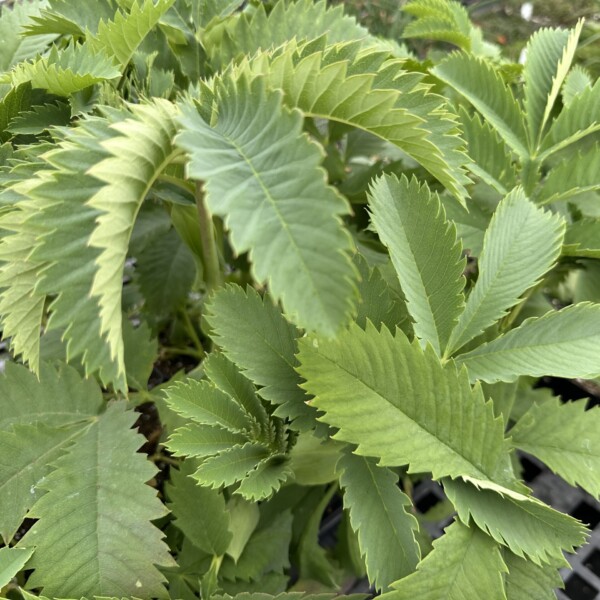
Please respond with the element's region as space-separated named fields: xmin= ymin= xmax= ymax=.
xmin=447 ymin=188 xmax=564 ymax=354
xmin=177 ymin=73 xmax=357 ymax=336
xmin=20 ymin=402 xmax=175 ymax=598
xmin=510 ymin=398 xmax=600 ymax=498
xmin=369 ymin=174 xmax=465 ymax=356
xmin=456 ymin=304 xmax=600 ymax=383
xmin=0 ymin=547 xmax=34 ymax=589
xmin=297 ymin=323 xmax=509 ymax=482
xmin=503 ymin=553 xmax=563 ymax=600
xmin=337 ymin=450 xmax=420 ymax=591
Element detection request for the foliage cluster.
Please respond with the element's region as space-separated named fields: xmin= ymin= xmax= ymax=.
xmin=0 ymin=0 xmax=599 ymax=599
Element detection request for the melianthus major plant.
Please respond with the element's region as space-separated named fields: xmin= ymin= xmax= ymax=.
xmin=0 ymin=0 xmax=599 ymax=599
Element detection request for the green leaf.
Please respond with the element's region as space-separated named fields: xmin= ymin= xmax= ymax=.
xmin=166 ymin=461 xmax=232 ymax=556
xmin=167 ymin=423 xmax=249 ymax=458
xmin=538 ymin=144 xmax=600 ymax=205
xmin=246 ymin=40 xmax=471 ymax=200
xmin=206 ymin=285 xmax=316 ymax=431
xmin=86 ymin=100 xmax=179 ymax=378
xmin=20 ymin=401 xmax=175 ymax=598
xmin=337 ymin=450 xmax=420 ymax=591
xmin=523 ymin=21 xmax=582 ymax=147
xmin=459 ymin=107 xmax=517 ymax=194
xmin=432 ymin=53 xmax=528 ymax=157
xmin=0 ymin=361 xmax=103 ymax=431
xmin=297 ymin=323 xmax=509 ymax=483
xmin=122 ymin=319 xmax=157 ymax=390
xmin=387 ymin=520 xmax=507 ymax=600
xmin=5 ymin=44 xmax=121 ymax=97
xmin=226 ymin=497 xmax=260 ymax=563
xmin=136 ymin=227 xmax=195 ymax=315
xmin=205 ymin=0 xmax=371 ymax=71
xmin=562 ymin=65 xmax=592 ymax=107
xmin=456 ymin=304 xmax=600 ymax=383
xmin=177 ymin=74 xmax=357 ymax=336
xmin=540 ymin=78 xmax=600 ymax=158
xmin=563 ymin=218 xmax=600 ymax=258
xmin=0 ymin=1 xmax=56 ymax=73
xmin=447 ymin=188 xmax=564 ymax=354
xmin=89 ymin=0 xmax=176 ymax=67
xmin=289 ymin=431 xmax=341 ymax=486
xmin=369 ymin=174 xmax=465 ymax=356
xmin=0 ymin=423 xmax=87 ymax=544
xmin=0 ymin=547 xmax=34 ymax=588
xmin=510 ymin=397 xmax=600 ymax=498
xmin=444 ymin=477 xmax=587 ymax=564
xmin=503 ymin=552 xmax=563 ymax=600
xmin=7 ymin=102 xmax=71 ymax=135
xmin=0 ymin=82 xmax=32 ymax=143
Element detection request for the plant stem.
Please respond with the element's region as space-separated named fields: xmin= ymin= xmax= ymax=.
xmin=179 ymin=308 xmax=205 ymax=356
xmin=195 ymin=182 xmax=222 ymax=292
xmin=161 ymin=346 xmax=205 ymax=360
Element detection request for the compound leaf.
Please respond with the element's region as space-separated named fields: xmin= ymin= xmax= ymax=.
xmin=369 ymin=174 xmax=465 ymax=356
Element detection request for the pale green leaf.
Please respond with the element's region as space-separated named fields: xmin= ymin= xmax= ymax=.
xmin=236 ymin=457 xmax=293 ymax=502
xmin=538 ymin=144 xmax=600 ymax=205
xmin=297 ymin=323 xmax=509 ymax=483
xmin=177 ymin=74 xmax=357 ymax=336
xmin=523 ymin=22 xmax=582 ymax=147
xmin=510 ymin=397 xmax=600 ymax=498
xmin=504 ymin=552 xmax=563 ymax=600
xmin=167 ymin=423 xmax=249 ymax=458
xmin=289 ymin=431 xmax=341 ymax=486
xmin=369 ymin=174 xmax=465 ymax=356
xmin=226 ymin=497 xmax=260 ymax=563
xmin=432 ymin=53 xmax=528 ymax=157
xmin=0 ymin=547 xmax=34 ymax=588
xmin=337 ymin=449 xmax=420 ymax=591
xmin=444 ymin=477 xmax=587 ymax=564
xmin=166 ymin=461 xmax=232 ymax=556
xmin=388 ymin=520 xmax=507 ymax=600
xmin=122 ymin=319 xmax=157 ymax=391
xmin=20 ymin=402 xmax=175 ymax=598
xmin=448 ymin=188 xmax=564 ymax=354
xmin=0 ymin=423 xmax=87 ymax=544
xmin=562 ymin=65 xmax=592 ymax=106
xmin=89 ymin=0 xmax=175 ymax=67
xmin=206 ymin=285 xmax=316 ymax=431
xmin=456 ymin=304 xmax=600 ymax=383
xmin=5 ymin=44 xmax=120 ymax=97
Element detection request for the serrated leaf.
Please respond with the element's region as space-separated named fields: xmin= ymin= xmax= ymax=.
xmin=166 ymin=462 xmax=232 ymax=556
xmin=6 ymin=44 xmax=121 ymax=96
xmin=337 ymin=450 xmax=420 ymax=591
xmin=456 ymin=304 xmax=600 ymax=383
xmin=504 ymin=552 xmax=563 ymax=600
xmin=562 ymin=65 xmax=592 ymax=106
xmin=432 ymin=52 xmax=528 ymax=157
xmin=444 ymin=477 xmax=587 ymax=564
xmin=0 ymin=547 xmax=34 ymax=588
xmin=510 ymin=397 xmax=600 ymax=498
xmin=246 ymin=40 xmax=471 ymax=200
xmin=89 ymin=0 xmax=176 ymax=67
xmin=136 ymin=227 xmax=195 ymax=315
xmin=523 ymin=22 xmax=582 ymax=147
xmin=0 ymin=423 xmax=87 ymax=544
xmin=369 ymin=174 xmax=465 ymax=356
xmin=562 ymin=218 xmax=600 ymax=258
xmin=20 ymin=401 xmax=175 ymax=598
xmin=167 ymin=423 xmax=249 ymax=458
xmin=0 ymin=361 xmax=103 ymax=431
xmin=177 ymin=74 xmax=357 ymax=336
xmin=205 ymin=285 xmax=316 ymax=431
xmin=7 ymin=102 xmax=71 ymax=135
xmin=164 ymin=379 xmax=254 ymax=434
xmin=447 ymin=188 xmax=564 ymax=354
xmin=0 ymin=82 xmax=32 ymax=142
xmin=297 ymin=323 xmax=509 ymax=483
xmin=236 ymin=457 xmax=293 ymax=502
xmin=388 ymin=520 xmax=507 ymax=600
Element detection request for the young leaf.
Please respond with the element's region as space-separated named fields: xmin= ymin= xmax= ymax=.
xmin=167 ymin=423 xmax=249 ymax=459
xmin=206 ymin=285 xmax=316 ymax=431
xmin=510 ymin=398 xmax=600 ymax=498
xmin=297 ymin=323 xmax=509 ymax=483
xmin=447 ymin=188 xmax=564 ymax=354
xmin=245 ymin=39 xmax=471 ymax=200
xmin=387 ymin=520 xmax=507 ymax=600
xmin=177 ymin=74 xmax=357 ymax=336
xmin=337 ymin=449 xmax=420 ymax=591
xmin=166 ymin=462 xmax=232 ymax=556
xmin=20 ymin=401 xmax=174 ymax=598
xmin=368 ymin=174 xmax=465 ymax=356
xmin=456 ymin=304 xmax=600 ymax=383
xmin=523 ymin=22 xmax=582 ymax=147
xmin=444 ymin=477 xmax=587 ymax=564
xmin=432 ymin=53 xmax=528 ymax=157
xmin=0 ymin=547 xmax=34 ymax=589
